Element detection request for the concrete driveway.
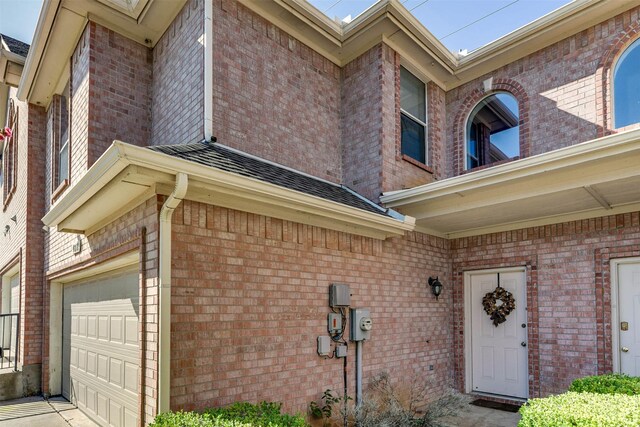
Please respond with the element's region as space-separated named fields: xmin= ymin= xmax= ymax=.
xmin=0 ymin=396 xmax=97 ymax=427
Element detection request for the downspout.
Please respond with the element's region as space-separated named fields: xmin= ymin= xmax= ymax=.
xmin=203 ymin=0 xmax=214 ymax=141
xmin=158 ymin=172 xmax=188 ymax=413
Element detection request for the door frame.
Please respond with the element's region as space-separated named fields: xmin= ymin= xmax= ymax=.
xmin=610 ymin=256 xmax=640 ymax=374
xmin=464 ymin=266 xmax=528 ymax=396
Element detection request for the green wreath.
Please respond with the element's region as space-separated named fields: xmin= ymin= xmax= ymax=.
xmin=482 ymin=286 xmax=516 ymax=327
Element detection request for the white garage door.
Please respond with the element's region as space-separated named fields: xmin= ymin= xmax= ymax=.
xmin=63 ymin=269 xmax=139 ymax=427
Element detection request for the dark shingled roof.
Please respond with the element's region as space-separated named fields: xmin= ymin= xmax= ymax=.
xmin=149 ymin=142 xmax=391 ymax=217
xmin=0 ymin=34 xmax=29 ymax=57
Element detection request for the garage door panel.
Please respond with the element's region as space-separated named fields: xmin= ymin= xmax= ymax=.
xmin=63 ymin=270 xmax=139 ymax=427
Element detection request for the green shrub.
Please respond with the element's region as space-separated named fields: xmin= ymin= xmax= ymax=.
xmin=205 ymin=402 xmax=309 ymax=427
xmin=150 ymin=402 xmax=309 ymax=427
xmin=150 ymin=410 xmax=214 ymax=427
xmin=569 ymin=373 xmax=640 ymax=395
xmin=518 ymin=392 xmax=640 ymax=427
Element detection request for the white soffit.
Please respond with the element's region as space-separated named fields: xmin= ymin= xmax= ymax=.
xmin=42 ymin=142 xmax=415 ymax=240
xmin=381 ymin=129 xmax=640 ymax=238
xmin=18 ymin=0 xmax=187 ymax=105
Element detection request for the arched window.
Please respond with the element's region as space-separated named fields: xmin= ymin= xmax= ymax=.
xmin=466 ymin=92 xmax=519 ymax=170
xmin=613 ymin=38 xmax=640 ymax=128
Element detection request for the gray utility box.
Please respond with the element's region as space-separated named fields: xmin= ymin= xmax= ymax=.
xmin=329 ymin=284 xmax=351 ymax=307
xmin=350 ymin=308 xmax=372 ymax=341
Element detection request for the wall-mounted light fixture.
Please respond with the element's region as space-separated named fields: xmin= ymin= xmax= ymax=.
xmin=428 ymin=276 xmax=443 ymax=300
xmin=10 ymin=215 xmax=16 ymax=224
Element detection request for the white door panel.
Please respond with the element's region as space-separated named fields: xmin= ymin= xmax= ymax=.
xmin=63 ymin=270 xmax=139 ymax=427
xmin=470 ymin=270 xmax=528 ymax=398
xmin=618 ymin=263 xmax=640 ymax=375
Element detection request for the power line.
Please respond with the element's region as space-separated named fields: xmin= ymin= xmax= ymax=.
xmin=409 ymin=0 xmax=432 ymax=12
xmin=440 ymin=0 xmax=521 ymax=40
xmin=324 ymin=0 xmax=344 ymax=13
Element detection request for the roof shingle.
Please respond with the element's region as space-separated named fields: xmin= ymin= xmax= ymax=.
xmin=0 ymin=34 xmax=29 ymax=57
xmin=149 ymin=142 xmax=391 ymax=217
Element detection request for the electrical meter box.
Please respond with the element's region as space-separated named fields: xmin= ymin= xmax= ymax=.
xmin=350 ymin=308 xmax=372 ymax=341
xmin=329 ymin=284 xmax=351 ymax=307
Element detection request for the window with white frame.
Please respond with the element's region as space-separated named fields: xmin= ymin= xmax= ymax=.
xmin=54 ymin=81 xmax=70 ymax=192
xmin=613 ymin=37 xmax=640 ymax=129
xmin=400 ymin=67 xmax=427 ymax=164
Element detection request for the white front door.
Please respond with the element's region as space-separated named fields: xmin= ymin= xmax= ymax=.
xmin=468 ymin=269 xmax=528 ymax=398
xmin=617 ymin=261 xmax=640 ymax=375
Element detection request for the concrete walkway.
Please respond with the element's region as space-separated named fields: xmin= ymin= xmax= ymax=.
xmin=441 ymin=401 xmax=521 ymax=427
xmin=0 ymin=396 xmax=97 ymax=427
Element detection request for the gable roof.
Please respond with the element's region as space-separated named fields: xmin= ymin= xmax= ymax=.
xmin=0 ymin=34 xmax=30 ymax=57
xmin=149 ymin=142 xmax=392 ymax=218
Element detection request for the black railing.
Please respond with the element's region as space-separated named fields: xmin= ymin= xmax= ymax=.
xmin=0 ymin=313 xmax=19 ymax=371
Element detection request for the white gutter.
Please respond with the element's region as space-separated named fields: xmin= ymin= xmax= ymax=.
xmin=203 ymin=0 xmax=214 ymax=141
xmin=158 ymin=172 xmax=188 ymax=414
xmin=16 ymin=0 xmax=59 ymax=101
xmin=381 ymin=128 xmax=640 ymax=206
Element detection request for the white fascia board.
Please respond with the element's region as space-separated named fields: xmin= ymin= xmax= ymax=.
xmin=117 ymin=142 xmax=416 ymax=236
xmin=16 ymin=0 xmax=60 ymax=101
xmin=43 ymin=141 xmax=415 ymax=238
xmin=381 ymin=128 xmax=640 ymax=206
xmin=41 ymin=143 xmax=130 ymax=227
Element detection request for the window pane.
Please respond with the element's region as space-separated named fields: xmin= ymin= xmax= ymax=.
xmin=466 ymin=92 xmax=519 ymax=169
xmin=614 ymin=38 xmax=640 ymax=128
xmin=60 ymin=83 xmax=69 ymax=146
xmin=401 ymin=113 xmax=425 ymax=164
xmin=400 ymin=67 xmax=425 ymax=121
xmin=59 ymin=143 xmax=69 ymax=185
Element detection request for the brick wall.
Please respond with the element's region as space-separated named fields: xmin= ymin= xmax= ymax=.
xmin=169 ymin=200 xmax=452 ymax=413
xmin=0 ymin=89 xmax=46 ymax=372
xmin=211 ymin=0 xmax=342 ymax=183
xmin=151 ymin=0 xmax=204 ymax=146
xmin=445 ymin=6 xmax=640 ymax=178
xmin=87 ymin=22 xmax=152 ymax=165
xmin=342 ymin=44 xmax=438 ymax=201
xmin=341 ymin=46 xmax=385 ymax=201
xmin=451 ymin=211 xmax=640 ymax=397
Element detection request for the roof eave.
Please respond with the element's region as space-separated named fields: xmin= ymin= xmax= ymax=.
xmin=43 ymin=141 xmax=415 ymax=240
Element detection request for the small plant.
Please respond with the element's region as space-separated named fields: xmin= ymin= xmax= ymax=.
xmin=309 ymin=389 xmax=346 ymax=427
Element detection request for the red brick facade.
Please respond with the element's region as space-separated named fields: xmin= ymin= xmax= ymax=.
xmin=445 ymin=6 xmax=640 ymax=178
xmin=169 ymin=200 xmax=451 ymax=413
xmin=0 ymin=89 xmax=46 ymax=394
xmin=3 ymin=0 xmax=640 ymax=423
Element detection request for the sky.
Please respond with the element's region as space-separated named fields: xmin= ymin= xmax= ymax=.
xmin=0 ymin=0 xmax=572 ymax=54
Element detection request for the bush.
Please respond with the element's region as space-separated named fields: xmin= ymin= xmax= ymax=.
xmin=149 ymin=402 xmax=309 ymax=427
xmin=150 ymin=410 xmax=214 ymax=427
xmin=205 ymin=402 xmax=308 ymax=427
xmin=569 ymin=373 xmax=640 ymax=395
xmin=518 ymin=392 xmax=640 ymax=427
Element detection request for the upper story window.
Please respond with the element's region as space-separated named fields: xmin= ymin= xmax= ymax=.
xmin=52 ymin=81 xmax=70 ymax=196
xmin=400 ymin=67 xmax=427 ymax=164
xmin=2 ymin=99 xmax=18 ymax=208
xmin=466 ymin=92 xmax=519 ymax=170
xmin=613 ymin=37 xmax=640 ymax=129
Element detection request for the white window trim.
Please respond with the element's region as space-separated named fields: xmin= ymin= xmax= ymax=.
xmin=400 ymin=67 xmax=428 ymax=165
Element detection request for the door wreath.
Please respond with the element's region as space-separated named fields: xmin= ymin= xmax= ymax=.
xmin=482 ymin=285 xmax=515 ymax=327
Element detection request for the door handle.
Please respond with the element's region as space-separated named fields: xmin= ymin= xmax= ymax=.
xmin=521 ymin=342 xmax=527 ymax=347
xmin=622 ymin=347 xmax=629 ymax=353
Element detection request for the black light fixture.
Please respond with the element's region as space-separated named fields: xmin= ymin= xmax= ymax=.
xmin=428 ymin=276 xmax=443 ymax=300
